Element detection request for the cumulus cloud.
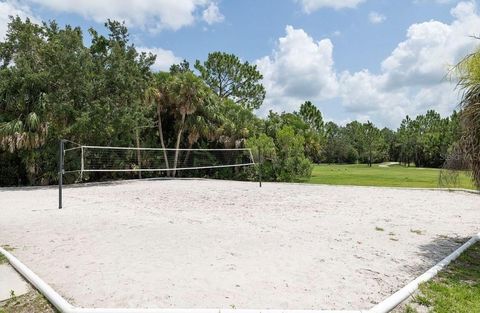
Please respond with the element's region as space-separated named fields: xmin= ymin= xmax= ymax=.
xmin=381 ymin=2 xmax=479 ymax=90
xmin=26 ymin=0 xmax=221 ymax=31
xmin=137 ymin=47 xmax=182 ymax=72
xmin=0 ymin=1 xmax=38 ymax=39
xmin=256 ymin=25 xmax=338 ymax=113
xmin=346 ymin=0 xmax=480 ymax=124
xmin=296 ymin=0 xmax=366 ymax=13
xmin=202 ymin=2 xmax=224 ymax=25
xmin=337 ymin=71 xmax=413 ymax=126
xmin=368 ymin=11 xmax=386 ymax=24
xmin=257 ymin=1 xmax=480 ymax=127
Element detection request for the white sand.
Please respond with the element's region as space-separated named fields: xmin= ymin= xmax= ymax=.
xmin=0 ymin=179 xmax=478 ymax=310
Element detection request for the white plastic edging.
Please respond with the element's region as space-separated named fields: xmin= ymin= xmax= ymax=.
xmin=0 ymin=247 xmax=74 ymax=312
xmin=369 ymin=232 xmax=480 ymax=313
xmin=1 ymin=233 xmax=479 ymax=313
xmin=73 ymin=309 xmax=363 ymax=313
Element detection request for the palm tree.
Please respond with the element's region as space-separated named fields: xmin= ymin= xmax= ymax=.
xmin=181 ymin=94 xmax=227 ymax=169
xmin=0 ymin=88 xmax=48 ymax=183
xmin=145 ymin=73 xmax=170 ymax=171
xmin=168 ymin=72 xmax=209 ymax=176
xmin=182 ymin=115 xmax=210 ymax=166
xmin=217 ymin=99 xmax=258 ymax=148
xmin=0 ymin=112 xmax=47 ymax=152
xmin=453 ymin=50 xmax=480 ymax=188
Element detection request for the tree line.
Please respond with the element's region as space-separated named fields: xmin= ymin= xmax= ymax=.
xmin=0 ymin=18 xmax=474 ymax=186
xmin=322 ymin=110 xmax=460 ymax=168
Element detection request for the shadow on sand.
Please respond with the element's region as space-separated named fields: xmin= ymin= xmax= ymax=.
xmin=0 ymin=177 xmax=197 ymax=192
xmin=403 ymin=234 xmax=472 ymax=276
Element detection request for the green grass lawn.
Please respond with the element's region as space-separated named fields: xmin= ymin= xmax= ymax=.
xmin=307 ymin=163 xmax=476 ymax=189
xmin=402 ymin=242 xmax=480 ymax=313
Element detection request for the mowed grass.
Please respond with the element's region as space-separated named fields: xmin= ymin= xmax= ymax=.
xmin=307 ymin=164 xmax=476 ymax=189
xmin=403 ymin=242 xmax=480 ymax=313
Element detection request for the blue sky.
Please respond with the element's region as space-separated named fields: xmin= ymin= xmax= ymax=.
xmin=1 ymin=0 xmax=480 ymax=128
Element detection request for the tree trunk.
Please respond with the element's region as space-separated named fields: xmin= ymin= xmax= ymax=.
xmin=135 ymin=128 xmax=142 ymax=179
xmin=183 ymin=142 xmax=193 ymax=167
xmin=157 ymin=104 xmax=170 ymax=176
xmin=172 ymin=113 xmax=186 ymax=177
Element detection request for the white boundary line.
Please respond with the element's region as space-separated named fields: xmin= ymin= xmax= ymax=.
xmin=0 ymin=234 xmax=479 ymax=313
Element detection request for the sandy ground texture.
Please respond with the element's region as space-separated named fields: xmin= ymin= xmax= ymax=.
xmin=0 ymin=179 xmax=479 ymax=311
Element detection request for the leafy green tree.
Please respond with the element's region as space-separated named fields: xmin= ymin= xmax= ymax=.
xmin=321 ymin=122 xmax=358 ymax=163
xmin=362 ymin=121 xmax=385 ymax=167
xmin=0 ymin=18 xmax=154 ymax=185
xmin=396 ymin=110 xmax=455 ymax=168
xmin=298 ymin=101 xmax=324 ymax=133
xmin=265 ymin=110 xmax=324 ymax=163
xmin=246 ymin=125 xmax=313 ymax=182
xmin=397 ymin=115 xmax=415 ymax=166
xmin=246 ymin=133 xmax=276 ymax=180
xmin=322 ymin=121 xmax=387 ymax=165
xmin=381 ymin=127 xmax=399 ymax=162
xmin=275 ymin=126 xmax=312 ymax=181
xmin=0 ymin=17 xmax=49 ymax=184
xmin=344 ymin=121 xmax=367 ymax=162
xmin=194 ymin=52 xmax=265 ymax=110
xmin=170 ymin=60 xmax=191 ymax=74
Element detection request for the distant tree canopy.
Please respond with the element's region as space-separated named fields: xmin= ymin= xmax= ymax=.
xmin=0 ymin=17 xmax=475 ymax=187
xmin=194 ymin=52 xmax=265 ymax=110
xmin=396 ymin=110 xmax=459 ymax=168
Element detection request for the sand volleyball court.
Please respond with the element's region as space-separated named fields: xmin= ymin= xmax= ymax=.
xmin=0 ymin=179 xmax=479 ymax=310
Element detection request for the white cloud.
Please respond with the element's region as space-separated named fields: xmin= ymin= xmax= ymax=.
xmin=26 ymin=0 xmax=221 ymax=31
xmin=414 ymin=0 xmax=455 ymax=4
xmin=341 ymin=1 xmax=480 ymax=125
xmin=0 ymin=1 xmax=38 ymax=40
xmin=381 ymin=2 xmax=479 ymax=89
xmin=256 ymin=25 xmax=338 ymax=113
xmin=368 ymin=11 xmax=386 ymax=24
xmin=338 ymin=71 xmax=413 ymax=126
xmin=296 ymin=0 xmax=366 ymax=13
xmin=257 ymin=1 xmax=480 ymax=127
xmin=332 ymin=30 xmax=342 ymax=37
xmin=202 ymin=2 xmax=224 ymax=25
xmin=137 ymin=47 xmax=182 ymax=72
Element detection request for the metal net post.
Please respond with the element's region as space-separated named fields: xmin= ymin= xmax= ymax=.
xmin=58 ymin=139 xmax=64 ymax=209
xmin=258 ymin=147 xmax=262 ymax=188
